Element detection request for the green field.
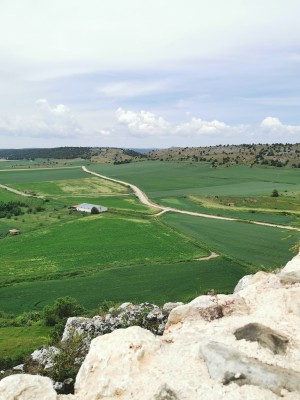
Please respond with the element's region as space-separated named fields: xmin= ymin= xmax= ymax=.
xmin=0 ymin=167 xmax=86 ymax=184
xmin=162 ymin=213 xmax=300 ymax=269
xmin=0 ymin=258 xmax=248 ymax=314
xmin=0 ymin=326 xmax=51 ymax=358
xmin=89 ymin=162 xmax=300 ymax=226
xmin=89 ymin=162 xmax=300 ymax=197
xmin=0 ymin=161 xmax=299 ymax=316
xmin=0 ymin=214 xmax=206 ymax=288
xmin=158 ymin=196 xmax=300 ymax=226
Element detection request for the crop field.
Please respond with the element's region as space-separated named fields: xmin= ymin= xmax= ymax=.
xmin=158 ymin=196 xmax=300 ymax=226
xmin=162 ymin=213 xmax=300 ymax=269
xmin=0 ymin=326 xmax=51 ymax=358
xmin=90 ymin=162 xmax=300 ymax=226
xmin=0 ymin=160 xmax=299 ymax=319
xmin=8 ymin=177 xmax=130 ymax=197
xmin=0 ymin=167 xmax=86 ymax=185
xmin=0 ymin=214 xmax=206 ymax=287
xmin=0 ymin=257 xmax=248 ymax=314
xmin=90 ymin=162 xmax=300 ymax=197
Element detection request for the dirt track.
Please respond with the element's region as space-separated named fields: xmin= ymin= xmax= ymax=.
xmin=82 ymin=166 xmax=300 ymax=232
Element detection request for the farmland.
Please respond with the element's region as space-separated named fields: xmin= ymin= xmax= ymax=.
xmin=90 ymin=161 xmax=300 ymax=226
xmin=0 ymin=160 xmax=299 ymax=315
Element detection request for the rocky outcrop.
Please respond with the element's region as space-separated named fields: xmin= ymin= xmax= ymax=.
xmin=1 ymin=251 xmax=300 ymax=399
xmin=61 ymin=302 xmax=182 ymax=346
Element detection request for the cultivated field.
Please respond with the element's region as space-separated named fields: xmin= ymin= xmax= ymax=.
xmin=0 ymin=161 xmax=299 ymax=315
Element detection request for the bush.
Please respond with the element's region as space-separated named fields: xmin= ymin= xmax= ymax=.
xmin=51 ymin=332 xmax=86 ymax=384
xmin=43 ymin=297 xmax=85 ymax=327
xmin=271 ymin=189 xmax=279 ymax=197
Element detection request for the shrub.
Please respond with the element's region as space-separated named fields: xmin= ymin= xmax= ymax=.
xmin=43 ymin=297 xmax=85 ymax=327
xmin=271 ymin=189 xmax=279 ymax=197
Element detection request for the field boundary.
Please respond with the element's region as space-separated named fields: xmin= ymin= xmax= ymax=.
xmin=82 ymin=166 xmax=300 ymax=232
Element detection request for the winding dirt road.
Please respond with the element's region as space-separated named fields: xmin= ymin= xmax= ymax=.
xmin=82 ymin=166 xmax=300 ymax=232
xmin=0 ymin=184 xmax=31 ymax=197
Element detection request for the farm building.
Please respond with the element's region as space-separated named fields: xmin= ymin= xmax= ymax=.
xmin=9 ymin=229 xmax=20 ymax=235
xmin=76 ymin=203 xmax=108 ymax=213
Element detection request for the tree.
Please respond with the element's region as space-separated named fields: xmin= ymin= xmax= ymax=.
xmin=271 ymin=189 xmax=279 ymax=197
xmin=91 ymin=206 xmax=100 ymax=214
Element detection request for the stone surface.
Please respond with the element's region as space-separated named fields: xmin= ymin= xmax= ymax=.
xmin=61 ymin=302 xmax=170 ymax=347
xmin=31 ymin=346 xmax=60 ymax=369
xmin=233 ymin=274 xmax=254 ymax=293
xmin=199 ymin=340 xmax=300 ymax=395
xmin=234 ymin=323 xmax=289 ymax=354
xmin=12 ymin=363 xmax=24 ymax=371
xmin=0 ymin=374 xmax=57 ymax=400
xmin=279 ymin=252 xmax=300 ymax=283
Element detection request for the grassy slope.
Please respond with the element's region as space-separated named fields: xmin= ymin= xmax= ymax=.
xmin=89 ymin=162 xmax=300 ymax=197
xmin=0 ymin=326 xmax=51 ymax=358
xmin=0 ymin=215 xmax=206 ymax=287
xmin=0 ymin=258 xmax=247 ymax=314
xmin=162 ymin=213 xmax=300 ymax=269
xmin=0 ymin=167 xmax=87 ymax=184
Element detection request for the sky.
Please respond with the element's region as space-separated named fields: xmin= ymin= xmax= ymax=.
xmin=0 ymin=0 xmax=300 ymax=148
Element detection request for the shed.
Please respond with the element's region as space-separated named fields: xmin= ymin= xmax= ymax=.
xmin=76 ymin=203 xmax=108 ymax=213
xmin=9 ymin=229 xmax=20 ymax=235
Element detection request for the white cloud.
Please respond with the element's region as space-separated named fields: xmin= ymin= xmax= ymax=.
xmin=260 ymin=116 xmax=300 ymax=138
xmin=116 ymin=108 xmax=171 ymax=136
xmin=115 ymin=108 xmax=300 ymax=144
xmin=0 ymin=99 xmax=83 ymax=139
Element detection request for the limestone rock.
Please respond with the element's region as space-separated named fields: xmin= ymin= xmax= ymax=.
xmin=279 ymin=251 xmax=300 ymax=284
xmin=162 ymin=302 xmax=183 ymax=315
xmin=0 ymin=374 xmax=57 ymax=400
xmin=199 ymin=340 xmax=300 ymax=395
xmin=12 ymin=363 xmax=24 ymax=371
xmin=62 ymin=302 xmax=170 ymax=346
xmin=234 ymin=323 xmax=289 ymax=354
xmin=233 ymin=274 xmax=254 ymax=293
xmin=31 ymin=346 xmax=60 ymax=368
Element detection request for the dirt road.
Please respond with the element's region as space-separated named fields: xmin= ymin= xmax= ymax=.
xmin=82 ymin=166 xmax=300 ymax=232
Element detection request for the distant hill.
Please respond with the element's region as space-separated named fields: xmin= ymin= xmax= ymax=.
xmin=0 ymin=147 xmax=144 ymax=164
xmin=1 ymin=143 xmax=300 ymax=168
xmin=146 ymin=143 xmax=300 ymax=168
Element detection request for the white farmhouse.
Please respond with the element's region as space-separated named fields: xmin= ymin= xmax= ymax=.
xmin=76 ymin=203 xmax=108 ymax=213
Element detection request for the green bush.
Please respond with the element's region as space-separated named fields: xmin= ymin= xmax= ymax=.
xmin=43 ymin=297 xmax=85 ymax=327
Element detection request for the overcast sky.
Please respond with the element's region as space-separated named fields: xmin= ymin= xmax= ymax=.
xmin=1 ymin=0 xmax=300 ymax=148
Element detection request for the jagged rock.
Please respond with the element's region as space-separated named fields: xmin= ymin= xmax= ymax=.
xmin=54 ymin=381 xmax=64 ymax=392
xmin=279 ymin=251 xmax=300 ymax=284
xmin=199 ymin=340 xmax=300 ymax=395
xmin=75 ymin=326 xmax=163 ymax=400
xmin=162 ymin=302 xmax=183 ymax=315
xmin=154 ymin=384 xmax=179 ymax=399
xmin=234 ymin=323 xmax=289 ymax=355
xmin=166 ymin=293 xmax=248 ymax=329
xmin=0 ymin=374 xmax=57 ymax=400
xmin=233 ymin=274 xmax=254 ymax=293
xmin=62 ymin=302 xmax=170 ymax=346
xmin=30 ymin=346 xmax=60 ymax=369
xmin=12 ymin=363 xmax=24 ymax=371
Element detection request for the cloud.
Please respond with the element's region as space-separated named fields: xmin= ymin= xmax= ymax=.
xmin=0 ymin=99 xmax=83 ymax=139
xmin=116 ymin=108 xmax=171 ymax=136
xmin=115 ymin=107 xmax=300 ymax=144
xmin=260 ymin=116 xmax=300 ymax=138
